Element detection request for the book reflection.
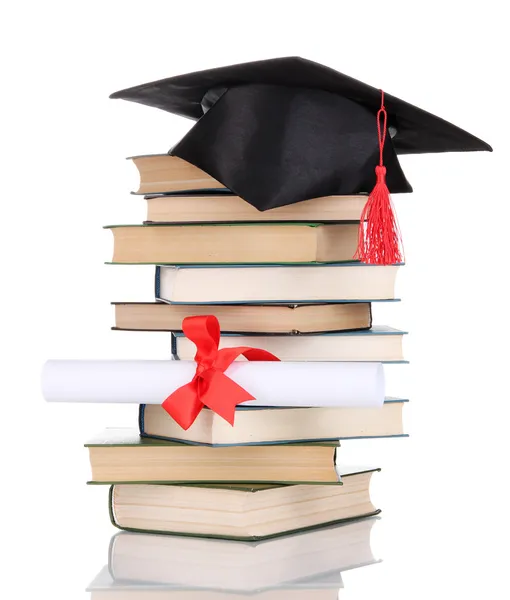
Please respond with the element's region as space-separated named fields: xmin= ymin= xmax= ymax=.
xmin=87 ymin=516 xmax=380 ymax=598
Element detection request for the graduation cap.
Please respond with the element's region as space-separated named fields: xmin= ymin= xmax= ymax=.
xmin=111 ymin=57 xmax=491 ymax=264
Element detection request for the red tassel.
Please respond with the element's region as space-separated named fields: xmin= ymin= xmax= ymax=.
xmin=355 ymin=91 xmax=403 ymax=265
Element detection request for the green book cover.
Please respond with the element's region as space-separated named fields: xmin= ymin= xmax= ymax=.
xmin=107 ymin=468 xmax=381 ymax=542
xmin=86 ymin=428 xmax=342 ymax=486
xmin=104 ymin=222 xmax=327 ymax=228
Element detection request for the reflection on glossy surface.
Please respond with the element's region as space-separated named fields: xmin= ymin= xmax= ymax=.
xmin=87 ymin=516 xmax=380 ymax=598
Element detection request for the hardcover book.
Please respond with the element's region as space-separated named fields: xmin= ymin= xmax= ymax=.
xmin=130 ymin=154 xmax=227 ymax=195
xmin=155 ymin=264 xmax=400 ymax=304
xmin=86 ymin=428 xmax=341 ymax=484
xmin=108 ymin=467 xmax=379 ymax=540
xmin=171 ymin=326 xmax=407 ymax=362
xmin=112 ymin=301 xmax=373 ymax=334
xmin=143 ymin=190 xmax=369 ymax=223
xmin=139 ymin=399 xmax=407 ymax=446
xmin=106 ymin=223 xmax=360 ymax=264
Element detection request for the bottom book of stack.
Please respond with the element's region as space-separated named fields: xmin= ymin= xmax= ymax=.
xmin=87 ymin=516 xmax=380 ymax=599
xmin=108 ymin=467 xmax=379 ymax=540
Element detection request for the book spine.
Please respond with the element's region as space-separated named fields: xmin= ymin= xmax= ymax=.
xmin=154 ymin=266 xmax=161 ymax=299
xmin=171 ymin=333 xmax=178 ymax=359
xmin=138 ymin=405 xmax=146 ymax=436
xmin=108 ymin=486 xmax=122 ymax=532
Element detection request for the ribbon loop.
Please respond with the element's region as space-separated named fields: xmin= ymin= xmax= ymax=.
xmin=162 ymin=315 xmax=280 ymax=429
xmin=182 ymin=315 xmax=220 ymax=368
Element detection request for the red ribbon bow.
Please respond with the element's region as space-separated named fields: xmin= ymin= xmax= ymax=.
xmin=162 ymin=315 xmax=280 ymax=430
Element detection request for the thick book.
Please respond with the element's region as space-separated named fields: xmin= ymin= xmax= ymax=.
xmin=87 ymin=517 xmax=378 ymax=595
xmin=108 ymin=467 xmax=380 ymax=540
xmin=144 ymin=191 xmax=369 ymax=223
xmin=106 ymin=223 xmax=360 ymax=264
xmin=155 ymin=264 xmax=400 ymax=303
xmin=172 ymin=325 xmax=406 ymax=362
xmin=139 ymin=399 xmax=407 ymax=446
xmin=112 ymin=301 xmax=373 ymax=334
xmin=130 ymin=154 xmax=226 ymax=195
xmin=86 ymin=428 xmax=340 ymax=484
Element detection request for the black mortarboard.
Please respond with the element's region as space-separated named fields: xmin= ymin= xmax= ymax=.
xmin=110 ymin=57 xmax=491 ymax=263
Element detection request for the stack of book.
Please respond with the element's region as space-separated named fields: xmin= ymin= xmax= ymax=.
xmin=43 ymin=151 xmax=408 ymax=541
xmin=102 ymin=155 xmax=406 ymax=539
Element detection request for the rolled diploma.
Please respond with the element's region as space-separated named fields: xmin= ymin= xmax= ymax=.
xmin=41 ymin=360 xmax=385 ymax=408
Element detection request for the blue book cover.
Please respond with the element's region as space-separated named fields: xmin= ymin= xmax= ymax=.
xmin=170 ymin=326 xmax=408 ymax=363
xmin=173 ymin=325 xmax=407 ymax=337
xmin=139 ymin=399 xmax=409 ymax=446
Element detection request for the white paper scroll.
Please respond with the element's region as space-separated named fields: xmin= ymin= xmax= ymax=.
xmin=41 ymin=360 xmax=385 ymax=408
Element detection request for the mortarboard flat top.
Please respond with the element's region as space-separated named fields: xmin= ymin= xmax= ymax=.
xmin=111 ymin=57 xmax=491 ymax=212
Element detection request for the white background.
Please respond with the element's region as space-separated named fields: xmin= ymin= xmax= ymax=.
xmin=1 ymin=1 xmax=508 ymax=598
